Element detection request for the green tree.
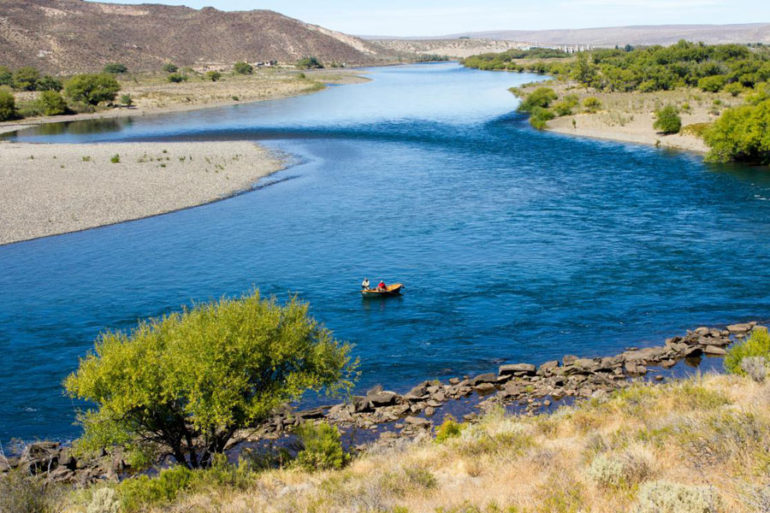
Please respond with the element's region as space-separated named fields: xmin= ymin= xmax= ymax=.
xmin=233 ymin=61 xmax=253 ymax=75
xmin=36 ymin=75 xmax=63 ymax=92
xmin=704 ymin=99 xmax=770 ymax=164
xmin=65 ymin=291 xmax=354 ymax=469
xmin=37 ymin=90 xmax=69 ymax=116
xmin=103 ymin=63 xmax=128 ymax=74
xmin=296 ymin=57 xmax=323 ymax=69
xmin=653 ymin=105 xmax=682 ymax=134
xmin=0 ymin=89 xmax=17 ymax=121
xmin=0 ymin=66 xmax=11 ymax=86
xmin=517 ymin=87 xmax=558 ymax=112
xmin=167 ymin=73 xmax=187 ymax=83
xmin=205 ymin=71 xmax=222 ymax=82
xmin=12 ymin=66 xmax=40 ymax=91
xmin=571 ymin=53 xmax=598 ymax=86
xmin=697 ymin=75 xmax=728 ymax=92
xmin=162 ymin=63 xmax=179 ymax=73
xmin=64 ymin=74 xmax=120 ymax=106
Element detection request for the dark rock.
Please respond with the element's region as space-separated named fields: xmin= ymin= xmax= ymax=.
xmin=474 ymin=382 xmax=496 ymax=394
xmin=499 ymin=363 xmax=536 ymax=376
xmin=624 ymin=362 xmax=647 ymax=376
xmin=537 ymin=360 xmax=560 ymax=376
xmin=424 ymin=406 xmax=436 ymax=417
xmin=298 ymin=406 xmax=329 ymax=419
xmin=573 ymin=358 xmax=600 ymax=373
xmin=471 ymin=373 xmax=498 ymax=385
xmin=352 ymin=396 xmax=373 ymax=413
xmin=404 ymin=416 xmax=431 ymax=427
xmin=704 ymin=345 xmax=727 ymax=356
xmin=367 ymin=390 xmax=399 ymax=407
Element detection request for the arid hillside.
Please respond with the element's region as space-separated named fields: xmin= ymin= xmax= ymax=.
xmin=0 ymin=0 xmax=397 ymax=73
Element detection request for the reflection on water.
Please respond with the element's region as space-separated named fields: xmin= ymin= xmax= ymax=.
xmin=2 ymin=63 xmax=770 ymax=443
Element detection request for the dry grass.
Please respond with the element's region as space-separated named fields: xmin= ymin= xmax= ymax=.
xmin=61 ymin=373 xmax=770 ymax=512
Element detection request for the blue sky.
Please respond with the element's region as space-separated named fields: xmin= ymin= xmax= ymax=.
xmin=95 ymin=0 xmax=770 ymax=36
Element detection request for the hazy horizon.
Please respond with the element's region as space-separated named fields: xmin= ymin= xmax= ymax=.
xmin=84 ymin=0 xmax=770 ymax=37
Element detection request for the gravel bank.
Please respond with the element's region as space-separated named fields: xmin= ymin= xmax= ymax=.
xmin=0 ymin=141 xmax=284 ymax=245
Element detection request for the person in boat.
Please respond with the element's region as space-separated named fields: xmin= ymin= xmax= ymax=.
xmin=361 ymin=278 xmax=370 ymax=290
xmin=377 ymin=280 xmax=387 ymax=291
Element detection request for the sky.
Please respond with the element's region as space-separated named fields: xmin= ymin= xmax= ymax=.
xmin=92 ymin=0 xmax=770 ymax=37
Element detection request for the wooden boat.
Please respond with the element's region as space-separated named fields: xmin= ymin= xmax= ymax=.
xmin=361 ymin=283 xmax=403 ymax=297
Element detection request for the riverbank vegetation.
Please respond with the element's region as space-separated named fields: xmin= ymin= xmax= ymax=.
xmin=465 ymin=41 xmax=770 ymax=163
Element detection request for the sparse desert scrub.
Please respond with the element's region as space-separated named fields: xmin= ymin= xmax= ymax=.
xmin=53 ymin=372 xmax=770 ymax=513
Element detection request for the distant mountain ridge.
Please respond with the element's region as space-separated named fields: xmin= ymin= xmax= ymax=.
xmin=365 ymin=23 xmax=770 ymax=48
xmin=0 ymin=0 xmax=395 ymax=73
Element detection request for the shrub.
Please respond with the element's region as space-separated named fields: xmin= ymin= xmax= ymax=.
xmin=64 ymin=74 xmax=120 ymax=106
xmin=698 ymin=75 xmax=728 ymax=92
xmin=725 ymin=327 xmax=770 ymax=375
xmin=233 ymin=61 xmax=253 ymax=75
xmin=36 ymin=75 xmax=62 ymax=92
xmin=636 ymin=480 xmax=720 ymax=513
xmin=119 ymin=94 xmax=133 ymax=107
xmin=296 ymin=421 xmax=349 ymax=471
xmin=583 ymin=96 xmax=602 ymax=112
xmin=0 ymin=65 xmax=12 ymax=86
xmin=205 ymin=70 xmax=222 ymax=82
xmin=0 ymin=89 xmax=17 ymax=121
xmin=529 ymin=106 xmax=555 ymax=130
xmin=87 ymin=487 xmax=120 ymax=513
xmin=741 ymin=356 xmax=767 ymax=383
xmin=167 ymin=73 xmax=187 ymax=83
xmin=518 ymin=87 xmax=557 ymax=112
xmin=110 ymin=154 xmax=120 ymax=163
xmin=705 ymin=99 xmax=770 ymax=163
xmin=724 ymin=82 xmax=744 ymax=97
xmin=37 ymin=90 xmax=68 ymax=116
xmin=297 ymin=56 xmax=323 ymax=69
xmin=0 ymin=468 xmax=62 ymax=513
xmin=654 ymin=105 xmax=682 ymax=134
xmin=117 ymin=465 xmax=193 ymax=512
xmin=681 ymin=122 xmax=711 ymax=138
xmin=552 ymin=101 xmax=573 ymax=116
xmin=162 ymin=63 xmax=178 ymax=73
xmin=65 ymin=291 xmax=353 ymax=469
xmin=103 ymin=63 xmax=128 ymax=74
xmin=12 ymin=66 xmax=40 ymax=91
xmin=435 ymin=415 xmax=464 ymax=443
xmin=587 ymin=452 xmax=651 ymax=489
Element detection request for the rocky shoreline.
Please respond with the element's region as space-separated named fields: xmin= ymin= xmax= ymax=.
xmin=0 ymin=321 xmax=761 ymax=486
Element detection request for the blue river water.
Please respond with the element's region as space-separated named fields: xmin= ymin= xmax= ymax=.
xmin=2 ymin=63 xmax=770 ymax=444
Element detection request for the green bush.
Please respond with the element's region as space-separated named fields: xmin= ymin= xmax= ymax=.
xmin=206 ymin=70 xmax=222 ymax=82
xmin=296 ymin=421 xmax=349 ymax=471
xmin=296 ymin=56 xmax=323 ymax=69
xmin=698 ymin=75 xmax=728 ymax=92
xmin=36 ymin=75 xmax=62 ymax=92
xmin=0 ymin=89 xmax=17 ymax=121
xmin=167 ymin=73 xmax=187 ymax=83
xmin=517 ymin=87 xmax=557 ymax=112
xmin=110 ymin=154 xmax=120 ymax=163
xmin=118 ymin=465 xmax=193 ymax=512
xmin=12 ymin=66 xmax=40 ymax=91
xmin=636 ymin=480 xmax=720 ymax=513
xmin=529 ymin=106 xmax=555 ymax=130
xmin=86 ymin=487 xmax=120 ymax=513
xmin=654 ymin=105 xmax=682 ymax=134
xmin=103 ymin=63 xmax=128 ymax=74
xmin=162 ymin=63 xmax=178 ymax=73
xmin=0 ymin=65 xmax=12 ymax=86
xmin=233 ymin=61 xmax=253 ymax=75
xmin=119 ymin=94 xmax=133 ymax=107
xmin=37 ymin=90 xmax=69 ymax=116
xmin=582 ymin=97 xmax=602 ymax=113
xmin=724 ymin=82 xmax=744 ymax=97
xmin=64 ymin=74 xmax=120 ymax=106
xmin=0 ymin=468 xmax=62 ymax=513
xmin=704 ymin=99 xmax=770 ymax=163
xmin=725 ymin=327 xmax=770 ymax=375
xmin=65 ymin=291 xmax=353 ymax=469
xmin=587 ymin=452 xmax=651 ymax=489
xmin=435 ymin=415 xmax=464 ymax=443
xmin=681 ymin=122 xmax=711 ymax=138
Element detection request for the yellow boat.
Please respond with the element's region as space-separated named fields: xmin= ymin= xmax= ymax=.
xmin=361 ymin=283 xmax=403 ymax=297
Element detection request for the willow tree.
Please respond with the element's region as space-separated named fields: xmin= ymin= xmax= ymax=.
xmin=65 ymin=291 xmax=354 ymax=468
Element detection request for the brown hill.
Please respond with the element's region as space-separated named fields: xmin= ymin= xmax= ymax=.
xmin=0 ymin=0 xmax=395 ymax=74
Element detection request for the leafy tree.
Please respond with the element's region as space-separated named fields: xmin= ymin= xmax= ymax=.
xmin=64 ymin=74 xmax=120 ymax=106
xmin=205 ymin=71 xmax=222 ymax=82
xmin=0 ymin=66 xmax=13 ymax=86
xmin=65 ymin=291 xmax=354 ymax=469
xmin=517 ymin=87 xmax=557 ymax=112
xmin=162 ymin=63 xmax=179 ymax=73
xmin=12 ymin=66 xmax=40 ymax=91
xmin=233 ymin=61 xmax=253 ymax=75
xmin=103 ymin=63 xmax=128 ymax=74
xmin=36 ymin=75 xmax=63 ymax=92
xmin=296 ymin=57 xmax=323 ymax=69
xmin=0 ymin=89 xmax=17 ymax=121
xmin=571 ymin=53 xmax=598 ymax=86
xmin=653 ymin=105 xmax=682 ymax=134
xmin=37 ymin=90 xmax=69 ymax=116
xmin=704 ymin=99 xmax=770 ymax=164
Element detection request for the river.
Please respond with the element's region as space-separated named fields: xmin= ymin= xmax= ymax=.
xmin=2 ymin=62 xmax=770 ymax=444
